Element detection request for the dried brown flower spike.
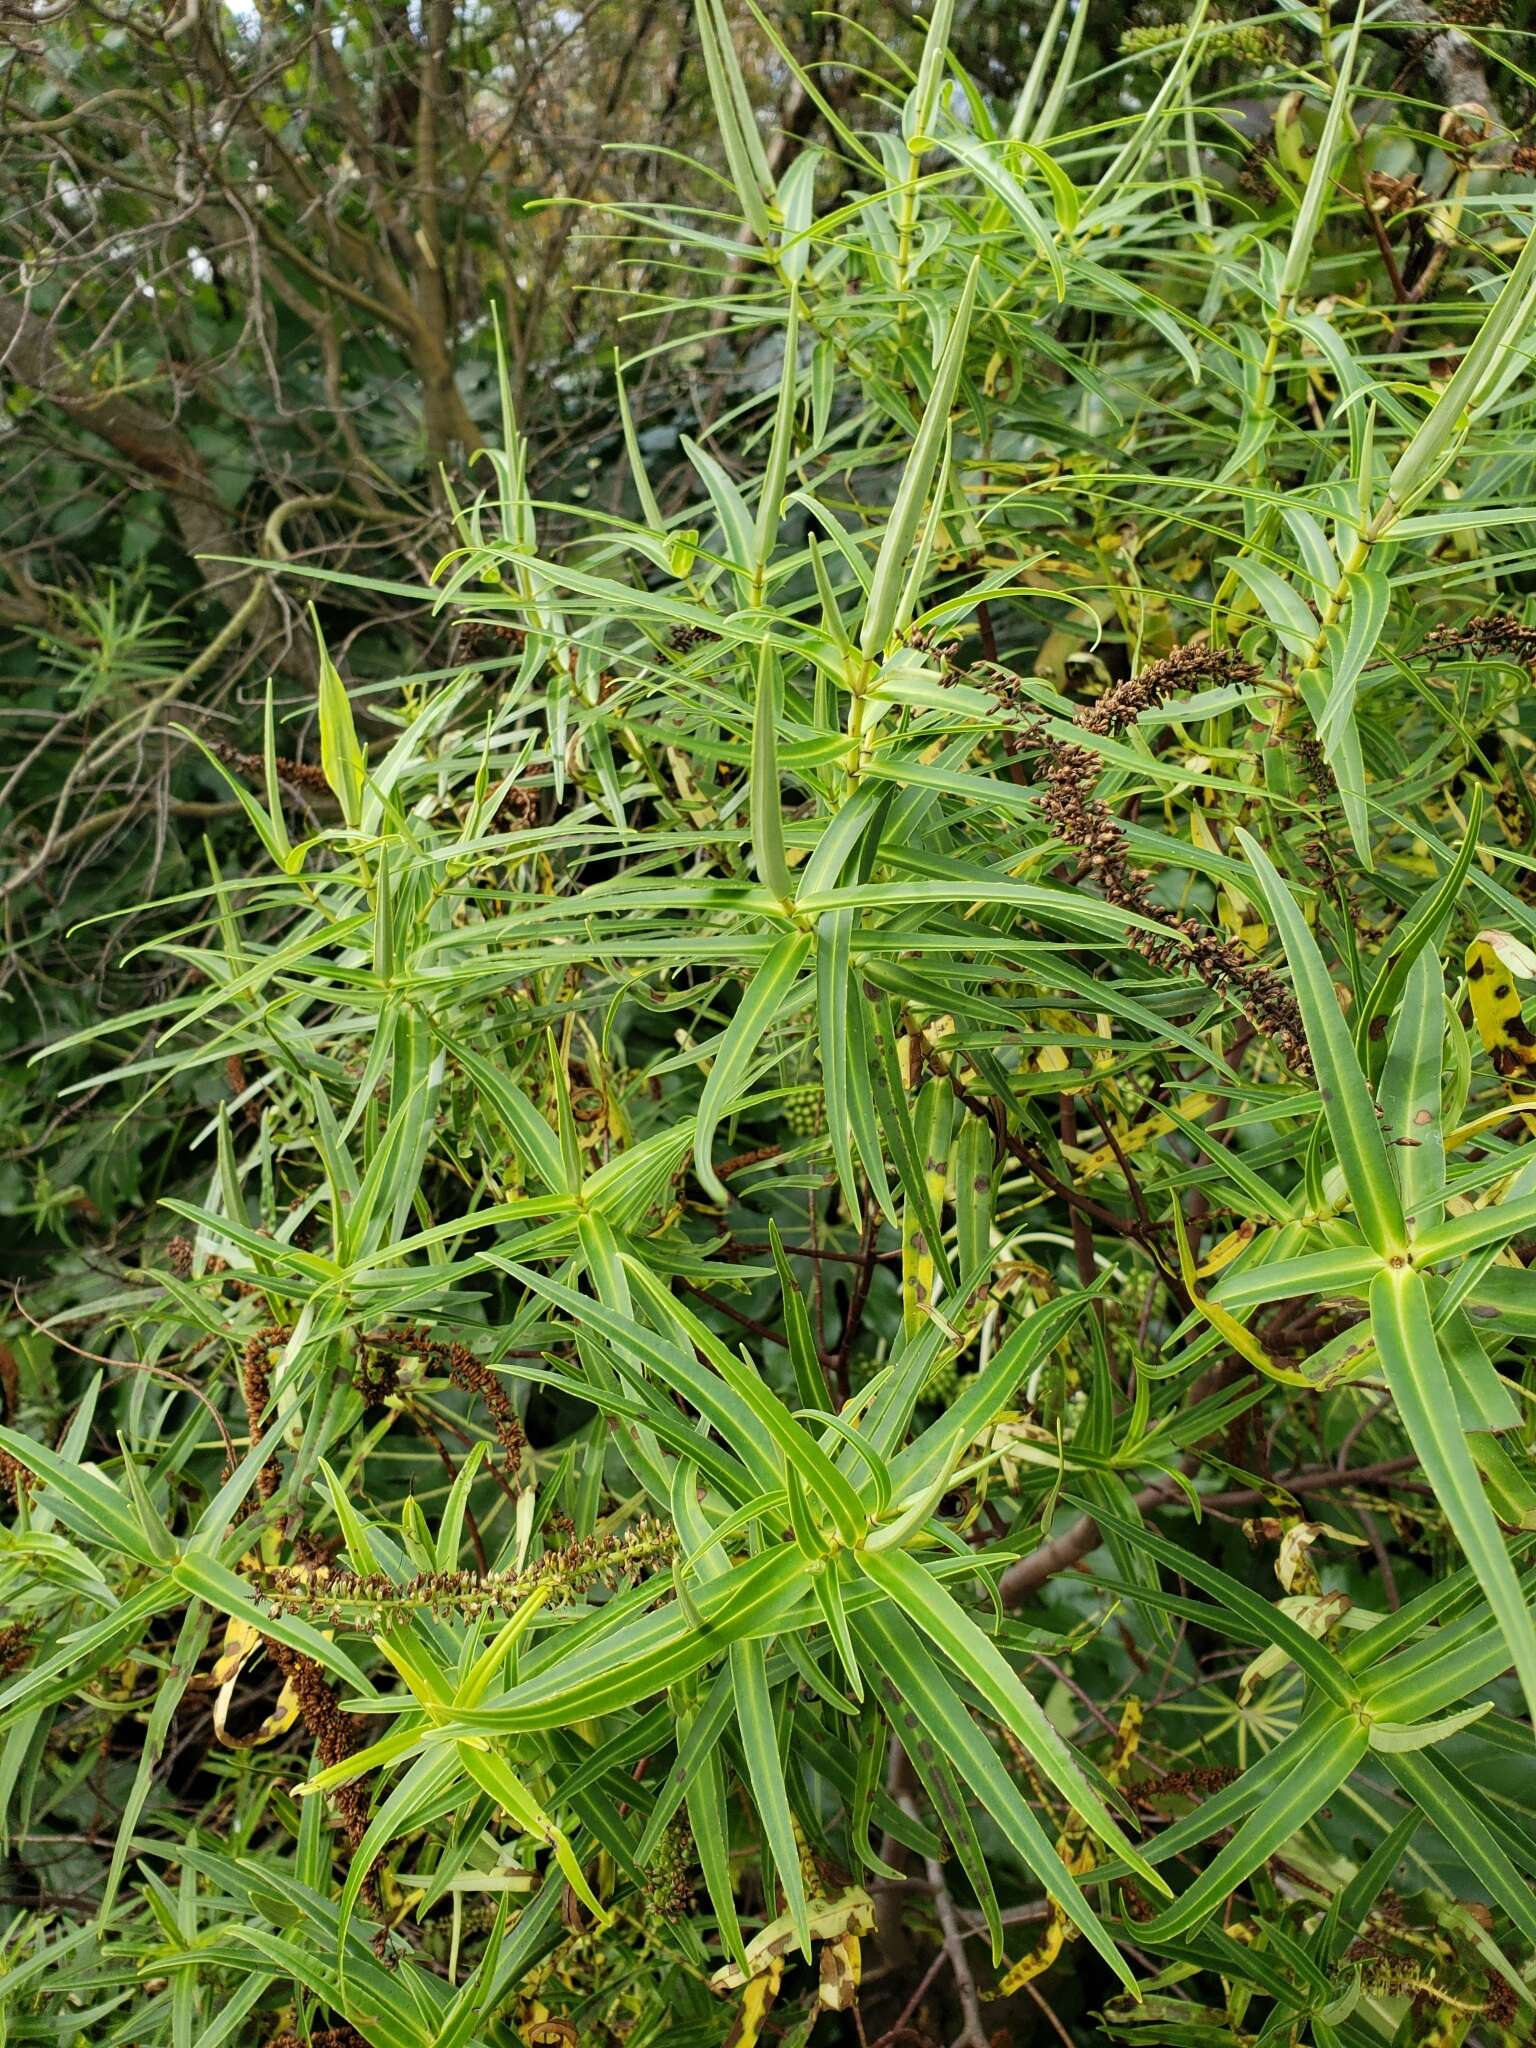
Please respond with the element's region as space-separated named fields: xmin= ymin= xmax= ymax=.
xmin=992 ymin=646 xmax=1311 ymax=1071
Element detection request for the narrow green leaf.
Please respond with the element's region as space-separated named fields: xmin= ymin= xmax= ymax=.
xmin=860 ymin=258 xmax=980 ymax=658
xmin=1377 ymin=948 xmax=1446 ymax=1235
xmin=693 ymin=930 xmax=813 ymax=1203
xmin=857 ymin=1547 xmax=1165 ymax=1889
xmin=0 ymin=1426 xmax=159 ymax=1565
xmin=854 ymin=1603 xmax=1136 ymax=1989
xmin=1357 ymin=785 xmax=1481 ymax=1074
xmin=314 ymin=610 xmax=366 ymax=828
xmin=1142 ymin=1712 xmax=1367 ymax=1939
xmin=753 ymin=291 xmax=800 ymax=588
xmin=686 ymin=1716 xmax=748 ymax=1970
xmin=171 ymin=1553 xmax=376 ymax=1696
xmin=1384 ymin=1747 xmax=1536 ymax=1953
xmin=730 ymin=1638 xmax=810 ymax=1955
xmin=1370 ymin=1266 xmax=1536 ymax=1725
xmin=1238 ymin=830 xmax=1405 ymax=1255
xmin=750 ymin=644 xmax=793 ymax=902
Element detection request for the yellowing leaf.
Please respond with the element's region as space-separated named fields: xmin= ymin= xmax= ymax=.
xmin=1467 ymin=930 xmax=1536 ymax=1077
xmin=1197 ymin=1219 xmax=1256 ymax=1277
xmin=1238 ymin=1590 xmax=1354 ymax=1703
xmin=722 ymin=1956 xmax=782 ymax=2048
xmin=523 ymin=2016 xmax=579 ymax=2047
xmin=1171 ymin=1200 xmax=1320 ymax=1387
xmin=1466 ymin=931 xmax=1536 ymax=1136
xmin=994 ymin=1699 xmax=1142 ymax=1997
xmin=819 ymin=1933 xmax=861 ymax=2010
xmin=1107 ymin=1698 xmax=1143 ymax=1784
xmin=712 ymin=1887 xmax=875 ymax=1993
xmin=210 ymin=1614 xmax=303 ymax=1748
xmin=997 ymin=1911 xmax=1066 ymax=1994
xmin=211 ymin=1613 xmax=260 ymax=1689
xmin=1077 ymin=1093 xmax=1218 ymax=1180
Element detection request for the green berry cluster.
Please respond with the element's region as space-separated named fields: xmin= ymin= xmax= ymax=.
xmin=782 ymin=1083 xmax=826 ymax=1138
xmin=641 ymin=1824 xmax=695 ymax=1920
xmin=1121 ymin=16 xmax=1286 ymax=61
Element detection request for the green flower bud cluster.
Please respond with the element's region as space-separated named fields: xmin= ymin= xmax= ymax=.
xmin=641 ymin=1824 xmax=696 ymax=1921
xmin=1121 ymin=17 xmax=1286 ymax=62
xmin=782 ymin=1083 xmax=826 ymax=1137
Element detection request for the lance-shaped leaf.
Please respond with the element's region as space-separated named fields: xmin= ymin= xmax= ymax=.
xmin=694 ymin=929 xmax=813 ymax=1203
xmin=1372 ymin=206 xmax=1536 ymax=531
xmin=0 ymin=1425 xmax=162 ymax=1565
xmin=853 ymin=1602 xmax=1137 ymax=1989
xmin=856 ymin=1546 xmax=1167 ymax=1891
xmin=314 ymin=611 xmax=366 ymax=828
xmin=693 ymin=0 xmax=775 ymax=243
xmin=751 ymin=644 xmax=793 ymax=902
xmin=448 ymin=1547 xmax=810 ymax=1731
xmin=1238 ymin=830 xmax=1405 ymax=1256
xmin=1383 ymin=1747 xmax=1536 ymax=1953
xmin=1274 ymin=9 xmax=1366 ymax=314
xmin=859 ymin=258 xmax=979 ymax=658
xmin=731 ymin=1637 xmax=810 ymax=1955
xmin=1140 ymin=1712 xmax=1368 ymax=1939
xmin=1369 ymin=1265 xmax=1536 ymax=1727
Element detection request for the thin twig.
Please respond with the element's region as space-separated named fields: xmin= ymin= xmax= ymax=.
xmin=902 ymin=1790 xmax=987 ymax=2048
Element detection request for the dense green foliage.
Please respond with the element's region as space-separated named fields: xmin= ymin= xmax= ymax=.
xmin=8 ymin=2 xmax=1536 ymax=2045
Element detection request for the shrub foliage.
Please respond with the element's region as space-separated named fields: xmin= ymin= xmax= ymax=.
xmin=6 ymin=5 xmax=1536 ymax=2046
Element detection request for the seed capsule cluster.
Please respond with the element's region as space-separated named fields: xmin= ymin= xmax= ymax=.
xmin=1121 ymin=17 xmax=1288 ymax=62
xmin=979 ymin=646 xmax=1313 ymax=1072
xmin=255 ymin=1518 xmax=679 ymax=1628
xmin=1423 ymin=611 xmax=1536 ymax=667
xmin=355 ymin=1325 xmax=525 ymax=1470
